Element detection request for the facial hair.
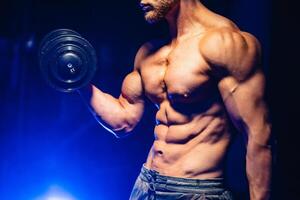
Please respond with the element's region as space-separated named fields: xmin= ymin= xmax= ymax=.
xmin=144 ymin=0 xmax=177 ymax=24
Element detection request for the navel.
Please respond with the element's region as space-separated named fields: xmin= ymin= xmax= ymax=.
xmin=161 ymin=80 xmax=167 ymax=92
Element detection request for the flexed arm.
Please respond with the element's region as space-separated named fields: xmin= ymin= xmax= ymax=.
xmin=79 ymin=44 xmax=150 ymax=138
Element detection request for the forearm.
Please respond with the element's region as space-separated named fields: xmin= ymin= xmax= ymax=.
xmin=78 ymin=84 xmax=135 ymax=137
xmin=246 ymin=137 xmax=272 ymax=200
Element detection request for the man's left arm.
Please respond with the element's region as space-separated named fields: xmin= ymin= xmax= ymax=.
xmin=219 ymin=69 xmax=272 ymax=200
xmin=200 ymin=29 xmax=272 ymax=200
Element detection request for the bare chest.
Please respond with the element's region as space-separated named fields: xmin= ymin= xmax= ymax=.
xmin=140 ymin=39 xmax=216 ymax=104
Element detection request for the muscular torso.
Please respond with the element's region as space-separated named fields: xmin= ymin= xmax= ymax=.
xmin=140 ymin=33 xmax=232 ymax=179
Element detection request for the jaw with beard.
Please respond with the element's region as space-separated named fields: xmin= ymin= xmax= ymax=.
xmin=141 ymin=0 xmax=178 ymax=24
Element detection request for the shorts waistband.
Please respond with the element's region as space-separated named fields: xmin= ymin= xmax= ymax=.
xmin=140 ymin=165 xmax=226 ymax=194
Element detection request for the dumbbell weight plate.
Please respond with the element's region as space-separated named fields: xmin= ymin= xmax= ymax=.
xmin=39 ymin=29 xmax=97 ymax=92
xmin=39 ymin=29 xmax=81 ymax=58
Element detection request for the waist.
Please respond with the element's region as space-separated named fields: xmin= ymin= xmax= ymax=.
xmin=140 ymin=165 xmax=226 ymax=194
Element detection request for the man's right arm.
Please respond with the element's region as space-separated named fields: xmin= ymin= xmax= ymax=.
xmin=78 ymin=44 xmax=150 ymax=138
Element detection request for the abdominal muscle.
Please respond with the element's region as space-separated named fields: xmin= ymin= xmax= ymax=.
xmin=144 ymin=99 xmax=232 ymax=179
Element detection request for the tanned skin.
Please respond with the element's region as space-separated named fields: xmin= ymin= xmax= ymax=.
xmin=80 ymin=1 xmax=272 ymax=199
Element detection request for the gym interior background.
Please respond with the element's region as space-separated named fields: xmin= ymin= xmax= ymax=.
xmin=0 ymin=0 xmax=299 ymax=199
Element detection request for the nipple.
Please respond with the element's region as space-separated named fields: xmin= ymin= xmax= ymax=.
xmin=157 ymin=150 xmax=163 ymax=156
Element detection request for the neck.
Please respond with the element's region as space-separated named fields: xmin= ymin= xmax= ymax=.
xmin=166 ymin=0 xmax=220 ymax=39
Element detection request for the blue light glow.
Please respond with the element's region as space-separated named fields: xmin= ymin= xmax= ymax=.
xmin=34 ymin=185 xmax=77 ymax=200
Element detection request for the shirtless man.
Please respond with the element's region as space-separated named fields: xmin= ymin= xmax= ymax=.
xmin=80 ymin=0 xmax=272 ymax=199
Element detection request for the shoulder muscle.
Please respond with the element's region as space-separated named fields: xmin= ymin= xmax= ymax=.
xmin=200 ymin=28 xmax=261 ymax=81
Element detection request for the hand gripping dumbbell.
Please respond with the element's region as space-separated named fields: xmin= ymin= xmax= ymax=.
xmin=39 ymin=29 xmax=97 ymax=92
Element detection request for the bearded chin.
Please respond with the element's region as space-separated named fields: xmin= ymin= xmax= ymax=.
xmin=144 ymin=11 xmax=166 ymax=24
xmin=144 ymin=0 xmax=175 ymax=24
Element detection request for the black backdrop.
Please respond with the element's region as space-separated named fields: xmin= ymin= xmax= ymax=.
xmin=0 ymin=0 xmax=299 ymax=199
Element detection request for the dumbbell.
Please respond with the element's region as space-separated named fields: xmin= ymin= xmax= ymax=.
xmin=39 ymin=29 xmax=97 ymax=92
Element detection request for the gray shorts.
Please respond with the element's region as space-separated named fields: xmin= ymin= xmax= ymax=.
xmin=129 ymin=165 xmax=234 ymax=200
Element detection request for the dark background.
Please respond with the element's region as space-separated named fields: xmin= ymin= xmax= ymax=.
xmin=0 ymin=0 xmax=299 ymax=199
